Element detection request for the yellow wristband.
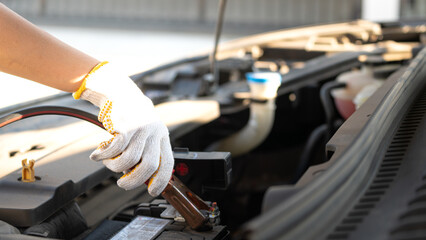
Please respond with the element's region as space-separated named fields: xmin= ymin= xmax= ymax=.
xmin=73 ymin=61 xmax=109 ymax=99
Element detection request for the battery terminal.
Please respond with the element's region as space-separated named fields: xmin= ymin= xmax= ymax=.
xmin=209 ymin=202 xmax=220 ymax=225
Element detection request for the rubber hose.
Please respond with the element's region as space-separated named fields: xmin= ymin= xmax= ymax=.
xmin=294 ymin=124 xmax=328 ymax=182
xmin=319 ymin=81 xmax=346 ymax=140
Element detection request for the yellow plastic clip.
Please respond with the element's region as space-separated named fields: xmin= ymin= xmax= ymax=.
xmin=21 ymin=159 xmax=35 ymax=182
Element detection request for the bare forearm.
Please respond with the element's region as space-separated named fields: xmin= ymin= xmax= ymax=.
xmin=0 ymin=4 xmax=99 ymax=92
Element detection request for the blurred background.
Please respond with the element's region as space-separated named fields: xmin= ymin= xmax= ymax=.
xmin=0 ymin=0 xmax=425 ymax=109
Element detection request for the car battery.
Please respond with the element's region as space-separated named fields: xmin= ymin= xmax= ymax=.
xmin=85 ymin=216 xmax=229 ymax=240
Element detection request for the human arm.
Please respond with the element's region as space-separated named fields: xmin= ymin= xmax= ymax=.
xmin=0 ymin=3 xmax=99 ymax=92
xmin=0 ymin=3 xmax=174 ymax=196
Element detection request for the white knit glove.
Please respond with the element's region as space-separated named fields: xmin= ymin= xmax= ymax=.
xmin=73 ymin=62 xmax=174 ymax=196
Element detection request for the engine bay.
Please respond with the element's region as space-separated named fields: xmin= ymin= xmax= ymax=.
xmin=0 ymin=20 xmax=425 ymax=239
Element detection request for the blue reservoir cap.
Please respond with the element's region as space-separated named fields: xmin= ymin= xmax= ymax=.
xmin=246 ymin=72 xmax=282 ymax=84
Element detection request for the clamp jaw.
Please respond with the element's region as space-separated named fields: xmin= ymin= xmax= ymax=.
xmin=162 ymin=175 xmax=214 ymax=231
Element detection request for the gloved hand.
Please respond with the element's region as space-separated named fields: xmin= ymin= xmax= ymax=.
xmin=73 ymin=61 xmax=174 ymax=196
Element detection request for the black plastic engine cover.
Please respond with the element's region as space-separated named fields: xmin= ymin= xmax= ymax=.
xmin=0 ymin=138 xmax=112 ymax=227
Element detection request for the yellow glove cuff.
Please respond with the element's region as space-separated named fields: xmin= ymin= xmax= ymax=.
xmin=73 ymin=61 xmax=109 ymax=99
